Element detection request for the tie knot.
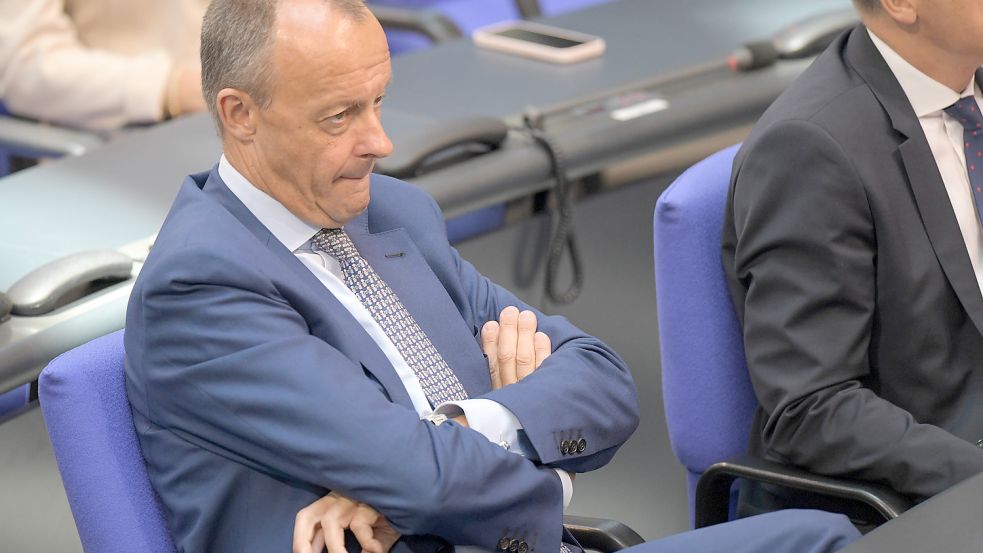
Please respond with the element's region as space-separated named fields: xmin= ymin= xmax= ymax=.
xmin=311 ymin=228 xmax=358 ymax=261
xmin=945 ymin=96 xmax=983 ymax=129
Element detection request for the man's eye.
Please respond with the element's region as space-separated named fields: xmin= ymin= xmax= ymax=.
xmin=331 ymin=111 xmax=348 ymax=122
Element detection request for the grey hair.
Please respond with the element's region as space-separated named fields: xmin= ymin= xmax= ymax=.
xmin=200 ymin=0 xmax=369 ymax=133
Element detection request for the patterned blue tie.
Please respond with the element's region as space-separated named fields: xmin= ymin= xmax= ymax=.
xmin=312 ymin=228 xmax=468 ymax=407
xmin=945 ymin=96 xmax=983 ymax=225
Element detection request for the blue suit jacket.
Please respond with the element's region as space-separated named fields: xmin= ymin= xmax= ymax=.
xmin=124 ymin=168 xmax=639 ymax=553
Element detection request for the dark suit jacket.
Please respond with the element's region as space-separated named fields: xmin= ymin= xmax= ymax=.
xmin=722 ymin=25 xmax=983 ymax=505
xmin=124 ymin=169 xmax=639 ymax=553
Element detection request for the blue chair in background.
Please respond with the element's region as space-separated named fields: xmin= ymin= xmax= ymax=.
xmin=0 ymin=385 xmax=30 ymax=419
xmin=39 ymin=330 xmax=176 ymax=553
xmin=653 ymin=145 xmax=911 ymax=530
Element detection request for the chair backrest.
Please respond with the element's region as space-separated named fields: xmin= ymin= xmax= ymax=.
xmin=653 ymin=144 xmax=757 ymax=521
xmin=39 ymin=330 xmax=176 ymax=553
xmin=0 ymin=383 xmax=29 ymax=418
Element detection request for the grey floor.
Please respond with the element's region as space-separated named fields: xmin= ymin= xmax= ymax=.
xmin=0 ymin=174 xmax=688 ymax=551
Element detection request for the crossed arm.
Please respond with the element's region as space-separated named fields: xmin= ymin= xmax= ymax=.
xmin=294 ymin=307 xmax=553 ymax=553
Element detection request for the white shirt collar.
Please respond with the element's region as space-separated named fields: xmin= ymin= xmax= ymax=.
xmin=218 ymin=155 xmax=321 ymax=252
xmin=867 ymin=28 xmax=976 ymax=117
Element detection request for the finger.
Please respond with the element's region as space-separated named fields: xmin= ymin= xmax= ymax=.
xmin=294 ymin=508 xmax=319 ymax=553
xmin=312 ymin=529 xmax=325 ymax=553
xmin=481 ymin=320 xmax=501 ymax=389
xmin=321 ymin=502 xmax=354 ymax=553
xmin=497 ymin=306 xmax=520 ymax=385
xmin=534 ymin=331 xmax=552 ymax=368
xmin=515 ymin=310 xmax=537 ymax=380
xmin=351 ymin=505 xmax=384 ymax=553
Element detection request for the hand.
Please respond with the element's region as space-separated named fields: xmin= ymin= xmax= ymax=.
xmin=293 ymin=492 xmax=400 ymax=553
xmin=164 ymin=65 xmax=206 ymax=118
xmin=481 ymin=306 xmax=552 ymax=389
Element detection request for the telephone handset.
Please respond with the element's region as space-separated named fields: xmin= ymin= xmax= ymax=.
xmin=375 ymin=117 xmax=508 ymax=179
xmin=6 ymin=250 xmax=134 ymax=316
xmin=0 ymin=292 xmax=10 ymax=323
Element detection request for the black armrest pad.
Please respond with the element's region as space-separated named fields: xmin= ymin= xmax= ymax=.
xmin=695 ymin=454 xmax=913 ymax=528
xmin=563 ymin=515 xmax=645 ymax=552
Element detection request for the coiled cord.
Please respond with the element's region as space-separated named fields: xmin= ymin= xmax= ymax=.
xmin=521 ymin=109 xmax=583 ymax=305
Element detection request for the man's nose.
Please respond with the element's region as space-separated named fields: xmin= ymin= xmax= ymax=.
xmin=357 ymin=111 xmax=393 ymax=159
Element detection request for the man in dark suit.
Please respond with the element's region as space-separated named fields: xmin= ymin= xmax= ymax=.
xmin=723 ymin=0 xmax=983 ymax=514
xmin=125 ymin=0 xmax=860 ymax=551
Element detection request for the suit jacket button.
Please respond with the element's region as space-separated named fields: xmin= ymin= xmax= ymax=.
xmin=499 ymin=538 xmax=511 ymax=550
xmin=576 ymin=438 xmax=586 ymax=453
xmin=518 ymin=541 xmax=529 ymax=553
xmin=976 ymin=439 xmax=983 ymax=449
xmin=559 ymin=440 xmax=569 ymax=455
xmin=509 ymin=539 xmax=521 ymax=552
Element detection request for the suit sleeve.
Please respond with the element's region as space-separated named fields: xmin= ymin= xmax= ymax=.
xmin=420 ymin=197 xmax=640 ymax=472
xmin=728 ymin=119 xmax=983 ymax=500
xmin=128 ymin=246 xmax=565 ymax=551
xmin=0 ymin=0 xmax=170 ymax=130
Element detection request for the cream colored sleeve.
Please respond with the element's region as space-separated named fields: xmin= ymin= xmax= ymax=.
xmin=0 ymin=0 xmax=173 ymax=131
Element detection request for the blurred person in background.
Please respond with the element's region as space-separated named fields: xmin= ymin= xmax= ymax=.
xmin=0 ymin=0 xmax=207 ymax=132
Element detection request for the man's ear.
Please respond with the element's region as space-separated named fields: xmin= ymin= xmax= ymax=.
xmin=879 ymin=0 xmax=918 ymax=26
xmin=217 ymin=88 xmax=259 ymax=142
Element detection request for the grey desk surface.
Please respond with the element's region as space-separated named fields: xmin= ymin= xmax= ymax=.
xmin=842 ymin=471 xmax=983 ymax=553
xmin=386 ymin=0 xmax=849 ymax=121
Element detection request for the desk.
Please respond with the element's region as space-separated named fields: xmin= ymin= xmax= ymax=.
xmin=841 ymin=472 xmax=983 ymax=552
xmin=0 ymin=0 xmax=849 ymax=392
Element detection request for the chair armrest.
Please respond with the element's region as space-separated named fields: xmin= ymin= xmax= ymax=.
xmin=0 ymin=115 xmax=103 ymax=159
xmin=695 ymin=454 xmax=913 ymax=529
xmin=562 ymin=515 xmax=645 ymax=552
xmin=368 ymin=5 xmax=462 ymax=43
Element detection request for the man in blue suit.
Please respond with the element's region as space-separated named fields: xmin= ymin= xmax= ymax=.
xmin=124 ymin=0 xmax=859 ymax=552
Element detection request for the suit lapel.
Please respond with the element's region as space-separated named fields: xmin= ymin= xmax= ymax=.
xmin=846 ymin=28 xmax=983 ymax=337
xmin=346 ymin=208 xmax=490 ymax=398
xmin=199 ymin=169 xmax=416 ymax=409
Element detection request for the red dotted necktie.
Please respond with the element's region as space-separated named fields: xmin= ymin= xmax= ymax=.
xmin=945 ymin=96 xmax=983 ymax=225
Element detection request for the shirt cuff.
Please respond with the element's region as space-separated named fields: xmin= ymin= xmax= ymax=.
xmin=436 ymin=398 xmax=521 ymax=451
xmin=553 ymin=469 xmax=573 ymax=508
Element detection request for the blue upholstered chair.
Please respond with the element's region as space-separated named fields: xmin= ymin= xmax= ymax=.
xmin=653 ymin=145 xmax=911 ymax=530
xmin=39 ymin=330 xmax=177 ymax=553
xmin=653 ymin=144 xmax=751 ymax=523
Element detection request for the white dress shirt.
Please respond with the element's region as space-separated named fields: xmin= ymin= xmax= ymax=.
xmin=869 ymin=30 xmax=983 ymax=295
xmin=218 ymin=157 xmax=572 ymax=505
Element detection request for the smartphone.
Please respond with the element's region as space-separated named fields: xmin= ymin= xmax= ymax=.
xmin=472 ymin=20 xmax=605 ymax=64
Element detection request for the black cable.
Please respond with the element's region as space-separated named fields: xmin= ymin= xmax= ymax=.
xmin=521 ymin=109 xmax=583 ymax=305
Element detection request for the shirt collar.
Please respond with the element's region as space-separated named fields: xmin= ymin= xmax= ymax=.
xmin=218 ymin=155 xmax=321 ymax=252
xmin=867 ymin=28 xmax=976 ymax=117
